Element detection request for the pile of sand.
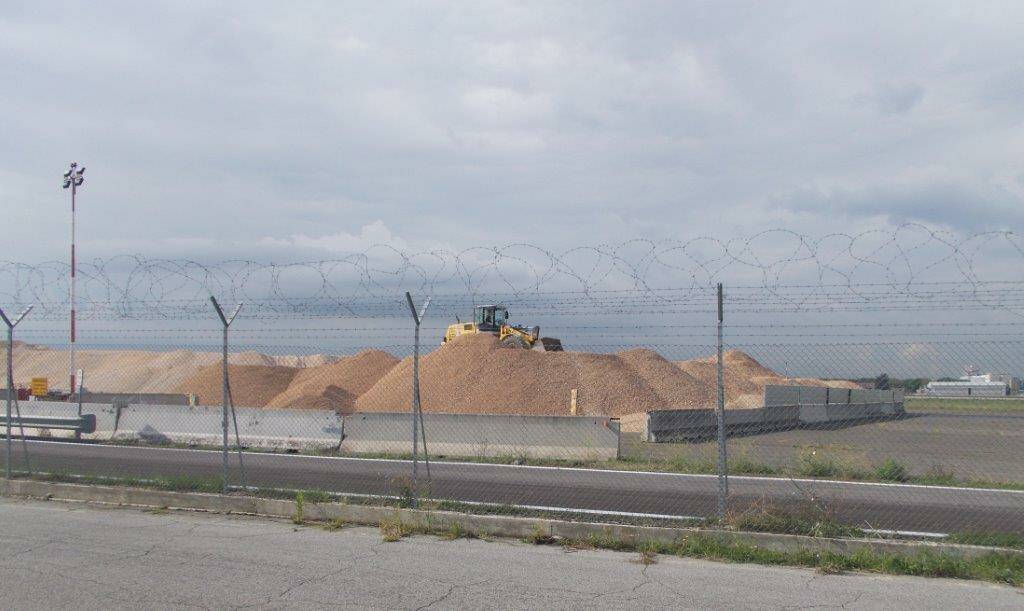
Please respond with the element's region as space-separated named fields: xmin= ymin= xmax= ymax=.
xmin=176 ymin=364 xmax=298 ymax=408
xmin=174 ymin=349 xmax=400 ymax=411
xmin=675 ymin=351 xmax=859 ymax=409
xmin=10 ymin=337 xmax=855 ymax=416
xmin=265 ymin=350 xmax=401 ymax=412
xmin=356 ymin=335 xmax=856 ymax=417
xmin=7 ymin=342 xmax=337 ymax=394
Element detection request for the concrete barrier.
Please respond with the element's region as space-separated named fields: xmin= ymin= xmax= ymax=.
xmin=644 ymin=386 xmax=905 ymax=443
xmin=112 ymin=404 xmax=343 ymax=450
xmin=78 ymin=392 xmax=193 ymax=406
xmin=644 ymin=408 xmax=771 ymax=442
xmin=13 ymin=401 xmax=343 ymax=450
xmin=797 ymin=402 xmax=891 ymax=425
xmin=342 ymin=412 xmax=621 ymax=460
xmin=14 ymin=402 xmax=621 ymax=460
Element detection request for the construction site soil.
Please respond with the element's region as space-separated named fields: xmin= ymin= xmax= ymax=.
xmin=8 ymin=336 xmax=854 ymax=416
xmin=355 ymin=334 xmax=855 ymax=416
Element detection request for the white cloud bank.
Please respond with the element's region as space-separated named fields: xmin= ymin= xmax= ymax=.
xmin=1 ymin=1 xmax=1022 ymax=266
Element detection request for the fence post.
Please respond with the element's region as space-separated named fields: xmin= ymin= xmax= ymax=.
xmin=716 ymin=283 xmax=728 ymax=520
xmin=405 ymin=292 xmax=431 ymax=507
xmin=2 ymin=305 xmax=32 ymax=480
xmin=210 ymin=297 xmax=242 ymax=494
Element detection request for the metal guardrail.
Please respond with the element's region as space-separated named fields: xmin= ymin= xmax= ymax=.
xmin=2 ymin=414 xmax=97 ymax=434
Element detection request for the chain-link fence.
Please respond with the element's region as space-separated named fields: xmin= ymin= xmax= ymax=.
xmin=3 ymin=281 xmax=1024 ymax=541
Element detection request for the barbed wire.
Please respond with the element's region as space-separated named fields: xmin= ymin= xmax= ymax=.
xmin=2 ymin=224 xmax=1021 ymax=320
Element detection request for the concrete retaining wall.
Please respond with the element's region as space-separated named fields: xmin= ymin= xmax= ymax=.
xmin=10 ymin=402 xmax=620 ymax=460
xmin=644 ymin=386 xmax=905 ymax=442
xmin=924 ymin=385 xmax=1010 ymax=398
xmin=644 ymin=408 xmax=765 ymax=442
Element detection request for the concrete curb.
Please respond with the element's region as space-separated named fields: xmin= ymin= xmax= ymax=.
xmin=2 ymin=478 xmax=1019 ymax=561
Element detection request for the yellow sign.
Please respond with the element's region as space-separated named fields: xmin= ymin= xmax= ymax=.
xmin=30 ymin=377 xmax=48 ymax=397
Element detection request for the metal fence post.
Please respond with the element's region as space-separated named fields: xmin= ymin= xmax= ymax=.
xmin=716 ymin=283 xmax=728 ymax=520
xmin=2 ymin=305 xmax=32 ymax=480
xmin=405 ymin=292 xmax=431 ymax=507
xmin=210 ymin=297 xmax=242 ymax=494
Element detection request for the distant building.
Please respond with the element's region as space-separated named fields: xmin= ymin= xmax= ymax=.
xmin=925 ymin=373 xmax=1020 ymax=397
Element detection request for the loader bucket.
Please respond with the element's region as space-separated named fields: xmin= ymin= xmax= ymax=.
xmin=533 ymin=337 xmax=564 ymax=352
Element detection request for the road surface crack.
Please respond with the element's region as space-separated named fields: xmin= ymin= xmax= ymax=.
xmin=415 ymin=584 xmax=456 ymax=610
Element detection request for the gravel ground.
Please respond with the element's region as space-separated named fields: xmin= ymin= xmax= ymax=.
xmin=622 ymin=411 xmax=1024 ymax=482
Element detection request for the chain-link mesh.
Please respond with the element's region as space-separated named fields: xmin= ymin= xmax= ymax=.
xmin=3 ymin=280 xmax=1024 ymax=540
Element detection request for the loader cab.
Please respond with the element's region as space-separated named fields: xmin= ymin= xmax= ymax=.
xmin=474 ymin=305 xmax=509 ymax=332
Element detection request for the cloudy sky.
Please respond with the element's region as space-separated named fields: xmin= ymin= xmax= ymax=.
xmin=2 ymin=1 xmax=1023 ymax=267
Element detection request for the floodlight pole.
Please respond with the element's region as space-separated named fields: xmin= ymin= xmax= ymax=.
xmin=62 ymin=162 xmax=85 ymax=397
xmin=210 ymin=296 xmax=242 ymax=493
xmin=405 ymin=291 xmax=431 ymax=507
xmin=2 ymin=305 xmax=32 ymax=480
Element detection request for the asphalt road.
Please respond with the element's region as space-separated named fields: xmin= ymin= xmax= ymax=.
xmin=3 ymin=498 xmax=1021 ymax=610
xmin=5 ymin=440 xmax=1023 ymax=535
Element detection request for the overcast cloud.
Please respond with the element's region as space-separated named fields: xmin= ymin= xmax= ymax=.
xmin=2 ymin=1 xmax=1023 ymax=264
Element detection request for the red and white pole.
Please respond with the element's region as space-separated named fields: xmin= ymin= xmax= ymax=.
xmin=69 ymin=178 xmax=76 ymax=395
xmin=63 ymin=162 xmax=84 ymax=397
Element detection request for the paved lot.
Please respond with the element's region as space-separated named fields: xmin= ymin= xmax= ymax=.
xmin=623 ymin=412 xmax=1024 ymax=482
xmin=1 ymin=498 xmax=1020 ymax=609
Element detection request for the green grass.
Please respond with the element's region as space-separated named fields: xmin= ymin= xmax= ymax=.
xmin=25 ymin=470 xmax=226 ymax=494
xmin=905 ymin=397 xmax=1024 ymax=414
xmin=874 ymin=459 xmax=910 ymax=483
xmin=548 ymin=532 xmax=1024 ymax=587
xmin=292 ymin=492 xmax=306 ymax=525
xmin=299 ymin=489 xmax=335 ymax=504
xmin=948 ymin=532 xmax=1024 ymax=550
xmin=439 ymin=520 xmax=474 ymax=541
xmin=725 ymin=500 xmax=863 ymax=539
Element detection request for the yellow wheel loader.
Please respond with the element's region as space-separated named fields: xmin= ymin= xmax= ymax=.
xmin=443 ymin=304 xmax=564 ymax=351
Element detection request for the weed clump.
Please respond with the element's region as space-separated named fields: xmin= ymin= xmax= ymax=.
xmin=292 ymin=492 xmax=305 ymax=525
xmin=874 ymin=459 xmax=909 ymax=483
xmin=526 ymin=525 xmax=557 ymax=545
xmin=440 ymin=521 xmax=476 ymax=541
xmin=380 ymin=516 xmax=411 ymax=542
xmin=795 ymin=450 xmax=841 ymax=478
xmin=726 ymin=498 xmax=862 ymax=539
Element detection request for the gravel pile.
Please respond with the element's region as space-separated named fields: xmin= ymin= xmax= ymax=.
xmin=265 ymin=350 xmax=400 ymax=411
xmin=177 ymin=364 xmax=298 ymax=407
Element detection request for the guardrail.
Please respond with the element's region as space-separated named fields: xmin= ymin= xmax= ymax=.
xmin=2 ymin=414 xmax=97 ymax=434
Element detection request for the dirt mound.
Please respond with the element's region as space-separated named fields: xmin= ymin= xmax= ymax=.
xmin=357 ymin=336 xmax=858 ymax=417
xmin=265 ymin=350 xmax=400 ymax=411
xmin=9 ymin=338 xmax=856 ymax=416
xmin=269 ymin=354 xmax=338 ymax=368
xmin=10 ymin=344 xmax=225 ymax=393
xmin=7 ymin=342 xmax=343 ymax=395
xmin=358 ymin=335 xmax=718 ymax=416
xmin=177 ymin=364 xmax=298 ymax=407
xmin=676 ymin=350 xmax=860 ymax=406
